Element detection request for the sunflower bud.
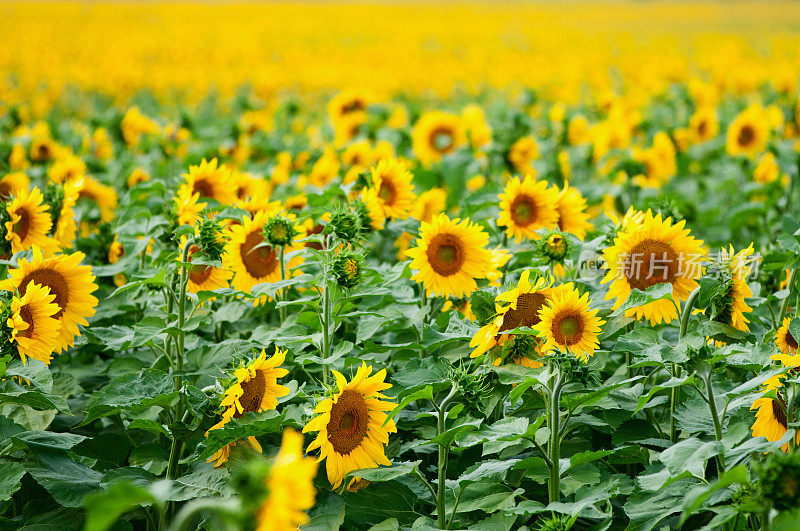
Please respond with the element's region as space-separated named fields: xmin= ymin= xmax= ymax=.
xmin=539 ymin=230 xmax=570 ymax=262
xmin=447 ymin=363 xmax=491 ymax=416
xmin=501 ymin=334 xmax=539 ymax=364
xmin=331 ymin=251 xmax=364 ymax=289
xmin=42 ymin=182 xmax=64 ymax=234
xmin=352 ymin=200 xmax=375 ymax=238
xmin=194 ymin=217 xmax=227 ymax=262
xmin=263 ymin=215 xmax=297 ymax=247
xmin=325 ymin=205 xmax=362 ymax=243
xmin=757 ymin=451 xmax=800 ymax=512
xmin=470 ymin=289 xmax=495 ymax=326
xmin=533 ymin=513 xmax=575 ymax=531
xmin=648 ymin=197 xmax=684 ymax=223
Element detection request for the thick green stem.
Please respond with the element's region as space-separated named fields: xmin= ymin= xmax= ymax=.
xmin=321 ymin=235 xmax=333 ymax=387
xmin=436 ymin=384 xmax=458 ymax=529
xmin=548 ymin=370 xmax=565 ymax=504
xmin=671 ymin=287 xmax=700 ymax=443
xmin=778 ymin=268 xmax=797 ymax=326
xmin=278 ymin=245 xmax=287 ymax=321
xmin=703 ymin=371 xmax=725 ymax=474
xmin=168 ymin=498 xmax=240 ymax=531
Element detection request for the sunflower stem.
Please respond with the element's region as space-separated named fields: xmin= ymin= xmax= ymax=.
xmin=701 ymin=369 xmax=725 ymax=474
xmin=671 ymin=287 xmax=700 ymax=443
xmin=436 ymin=383 xmax=458 ymax=529
xmin=547 ymin=367 xmax=565 ymax=504
xmin=321 ymin=234 xmax=333 ymax=387
xmin=278 ymin=245 xmax=287 ymax=322
xmin=778 ymin=268 xmax=797 ymax=326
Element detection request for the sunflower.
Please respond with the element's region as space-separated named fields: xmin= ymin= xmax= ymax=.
xmin=497 ymin=175 xmax=559 ymax=242
xmin=47 ymin=154 xmax=86 ymax=183
xmin=753 ymin=152 xmax=781 ymax=184
xmin=7 ymin=282 xmax=60 ymax=365
xmin=328 ymin=90 xmax=370 ymax=126
xmin=307 ymin=148 xmax=341 ymax=188
xmin=207 ymin=349 xmax=290 ymax=467
xmin=183 ymin=158 xmax=237 ymax=206
xmin=224 ymin=210 xmax=302 ymax=296
xmin=74 ymin=176 xmax=117 ymax=222
xmin=709 ymin=245 xmax=754 ymax=334
xmin=470 ymin=270 xmax=553 ymax=366
xmin=175 ymin=186 xmax=207 ymax=226
xmin=4 ymin=187 xmax=53 ymax=254
xmin=688 ymin=106 xmax=719 ymax=144
xmin=52 ymin=180 xmax=79 ymax=248
xmin=751 ymin=396 xmax=796 ymax=452
xmin=368 ymin=158 xmax=416 ymax=220
xmin=406 ymin=213 xmax=494 ymax=298
xmin=0 ymin=172 xmax=29 ymax=199
xmin=359 ymin=189 xmax=386 ymax=230
xmin=726 ymin=104 xmax=769 ymax=157
xmin=303 ymin=362 xmax=397 ymax=489
xmin=602 ymin=210 xmax=705 ymax=325
xmin=554 ymin=183 xmax=592 ymax=240
xmin=29 ymin=135 xmax=56 ymax=162
xmin=508 ymin=136 xmax=539 ymax=174
xmin=2 ymin=248 xmax=98 ymax=353
xmin=411 ymin=188 xmax=447 ymax=224
xmin=255 ymin=429 xmax=317 ymax=531
xmin=776 ymin=317 xmax=799 ymax=357
xmin=184 ymin=243 xmax=232 ymax=293
xmin=534 ymin=283 xmax=605 ymax=361
xmin=127 ymin=168 xmax=151 ymax=188
xmin=412 ymin=111 xmax=465 ymax=166
xmin=461 ymin=104 xmax=492 ymax=148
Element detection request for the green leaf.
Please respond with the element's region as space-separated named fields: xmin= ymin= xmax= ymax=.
xmin=27 ymin=452 xmax=103 ymax=507
xmin=343 ymin=461 xmax=422 ymax=484
xmin=192 ymin=411 xmax=285 ymax=461
xmin=658 ymin=438 xmax=724 ymax=479
xmin=83 ymin=482 xmax=159 ymax=531
xmin=0 ymin=461 xmax=26 ymax=501
xmin=610 ymin=284 xmax=673 ymax=318
xmin=82 ymin=369 xmax=177 ymax=425
xmin=679 ymin=465 xmax=748 ymax=524
xmin=383 ymin=385 xmax=433 ymax=425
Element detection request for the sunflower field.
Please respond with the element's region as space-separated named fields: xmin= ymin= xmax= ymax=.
xmin=3 ymin=2 xmax=800 ymax=530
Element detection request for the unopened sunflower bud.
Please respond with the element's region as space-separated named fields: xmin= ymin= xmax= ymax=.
xmin=195 ymin=217 xmax=227 ymax=262
xmin=42 ymin=183 xmax=65 ymax=234
xmin=539 ymin=230 xmax=570 ymax=262
xmin=352 ymin=200 xmax=375 ymax=238
xmin=263 ymin=215 xmax=297 ymax=247
xmin=331 ymin=251 xmax=364 ymax=289
xmin=325 ymin=205 xmax=362 ymax=243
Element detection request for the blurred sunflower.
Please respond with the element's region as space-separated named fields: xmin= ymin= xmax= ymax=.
xmin=412 ymin=111 xmax=465 ymax=166
xmin=753 ymin=152 xmax=781 ymax=184
xmin=328 ymin=90 xmax=370 ymax=126
xmin=7 ymin=282 xmax=60 ymax=366
xmin=554 ymin=183 xmax=592 ymax=240
xmin=497 ymin=175 xmax=559 ymax=242
xmin=207 ymin=348 xmax=290 ymax=467
xmin=182 ymin=158 xmax=237 ymax=206
xmin=508 ymin=136 xmax=539 ymax=174
xmin=51 ymin=180 xmax=79 ymax=248
xmin=255 ymin=429 xmax=317 ymax=531
xmin=4 ymin=187 xmax=53 ymax=254
xmin=470 ymin=270 xmax=553 ymax=366
xmin=411 ymin=188 xmax=447 ymax=223
xmin=368 ymin=158 xmax=416 ymax=220
xmin=726 ymin=104 xmax=769 ymax=157
xmin=534 ymin=283 xmax=604 ymax=361
xmin=75 ymin=176 xmax=118 ymax=222
xmin=0 ymin=172 xmax=30 ymax=199
xmin=406 ymin=213 xmax=493 ymax=298
xmin=303 ymin=362 xmax=396 ymax=489
xmin=2 ymin=248 xmax=98 ymax=353
xmin=688 ymin=106 xmax=719 ymax=144
xmin=602 ymin=210 xmax=705 ymax=325
xmin=47 ymin=153 xmax=86 ymax=183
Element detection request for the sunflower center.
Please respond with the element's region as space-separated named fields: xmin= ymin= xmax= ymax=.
xmin=37 ymin=143 xmax=51 ymax=159
xmin=305 ymin=223 xmax=324 ymax=250
xmin=788 ymin=331 xmax=799 ymax=351
xmin=737 ymin=125 xmax=755 ymax=147
xmin=12 ymin=207 xmax=31 ymax=242
xmin=18 ymin=304 xmax=34 ymax=339
xmin=697 ymin=119 xmax=708 ymax=137
xmin=499 ymin=291 xmax=548 ymax=333
xmin=327 ymin=389 xmax=369 ymax=455
xmin=378 ymin=179 xmax=397 ymax=205
xmin=192 ymin=179 xmax=214 ymax=199
xmin=510 ymin=194 xmax=537 ymax=227
xmin=342 ymin=100 xmax=365 ymax=115
xmin=623 ymin=239 xmax=679 ymax=291
xmin=426 ymin=233 xmax=465 ymax=276
xmin=21 ymin=269 xmax=68 ymax=319
xmin=240 ymin=230 xmax=278 ymax=279
xmin=773 ymin=397 xmax=788 ymax=429
xmin=0 ymin=182 xmax=12 ymax=199
xmin=235 ymin=369 xmax=267 ymax=418
xmin=551 ymin=310 xmax=584 ymax=346
xmin=429 ymin=127 xmax=454 ymax=153
xmin=186 ymin=245 xmax=213 ymax=286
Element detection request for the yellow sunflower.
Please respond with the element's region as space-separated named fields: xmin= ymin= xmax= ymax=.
xmin=183 ymin=158 xmax=237 ymax=206
xmin=303 ymin=362 xmax=397 ymax=489
xmin=554 ymin=183 xmax=592 ymax=240
xmin=175 ymin=185 xmax=207 ymax=226
xmin=602 ymin=210 xmax=705 ymax=325
xmin=48 ymin=154 xmax=86 ymax=184
xmin=412 ymin=111 xmax=465 ymax=166
xmin=775 ymin=317 xmax=799 ymax=357
xmin=406 ymin=213 xmax=494 ymax=298
xmin=710 ymin=245 xmax=754 ymax=334
xmin=4 ymin=187 xmax=53 ymax=255
xmin=411 ymin=188 xmax=447 ymax=224
xmin=224 ymin=210 xmax=302 ymax=296
xmin=2 ymin=248 xmax=98 ymax=353
xmin=207 ymin=349 xmax=290 ymax=467
xmin=360 ymin=188 xmax=386 ymax=230
xmin=368 ymin=158 xmax=416 ymax=220
xmin=255 ymin=429 xmax=317 ymax=531
xmin=127 ymin=168 xmax=151 ymax=188
xmin=328 ymin=90 xmax=370 ymax=126
xmin=74 ymin=176 xmax=117 ymax=222
xmin=0 ymin=172 xmax=30 ymax=199
xmin=497 ymin=175 xmax=559 ymax=242
xmin=750 ymin=396 xmax=796 ymax=452
xmin=53 ymin=180 xmax=79 ymax=248
xmin=688 ymin=106 xmax=719 ymax=144
xmin=753 ymin=152 xmax=781 ymax=184
xmin=7 ymin=282 xmax=60 ymax=365
xmin=508 ymin=136 xmax=539 ymax=174
xmin=184 ymin=244 xmax=232 ymax=294
xmin=470 ymin=270 xmax=553 ymax=367
xmin=726 ymin=104 xmax=769 ymax=157
xmin=534 ymin=283 xmax=605 ymax=361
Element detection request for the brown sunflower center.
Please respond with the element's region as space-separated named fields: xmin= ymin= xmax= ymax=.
xmin=20 ymin=269 xmax=68 ymax=319
xmin=327 ymin=389 xmax=369 ymax=455
xmin=305 ymin=223 xmax=324 ymax=250
xmin=697 ymin=119 xmax=708 ymax=137
xmin=192 ymin=179 xmax=214 ymax=199
xmin=426 ymin=233 xmax=465 ymax=277
xmin=378 ymin=179 xmax=397 ymax=205
xmin=342 ymin=100 xmax=365 ymax=115
xmin=234 ymin=369 xmax=266 ymax=418
xmin=18 ymin=304 xmax=34 ymax=339
xmin=509 ymin=194 xmax=537 ymax=227
xmin=429 ymin=127 xmax=454 ymax=153
xmin=12 ymin=207 xmax=31 ymax=242
xmin=499 ymin=292 xmax=548 ymax=333
xmin=37 ymin=143 xmax=51 ymax=159
xmin=737 ymin=125 xmax=755 ymax=147
xmin=773 ymin=397 xmax=788 ymax=429
xmin=551 ymin=310 xmax=585 ymax=346
xmin=788 ymin=331 xmax=799 ymax=351
xmin=188 ymin=246 xmax=214 ymax=286
xmin=622 ymin=239 xmax=679 ymax=291
xmin=0 ymin=182 xmax=12 ymax=199
xmin=240 ymin=230 xmax=278 ymax=279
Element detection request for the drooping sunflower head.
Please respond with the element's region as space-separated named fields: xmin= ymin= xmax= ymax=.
xmin=182 ymin=158 xmax=237 ymax=206
xmin=705 ymin=245 xmax=754 ymax=333
xmin=6 ymin=282 xmax=60 ymax=366
xmin=368 ymin=158 xmax=416 ymax=221
xmin=602 ymin=209 xmax=706 ymax=325
xmin=750 ymin=395 xmax=794 ymax=452
xmin=534 ymin=283 xmax=605 ymax=361
xmin=2 ymin=247 xmax=99 ymax=353
xmin=406 ymin=213 xmax=494 ymax=298
xmin=303 ymin=362 xmax=397 ymax=489
xmin=497 ymin=175 xmax=559 ymax=242
xmin=4 ymin=187 xmax=53 ymax=255
xmin=411 ymin=111 xmax=466 ymax=166
xmin=554 ymin=183 xmax=592 ymax=240
xmin=44 ymin=180 xmax=78 ymax=249
xmin=776 ymin=317 xmax=799 ymax=357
